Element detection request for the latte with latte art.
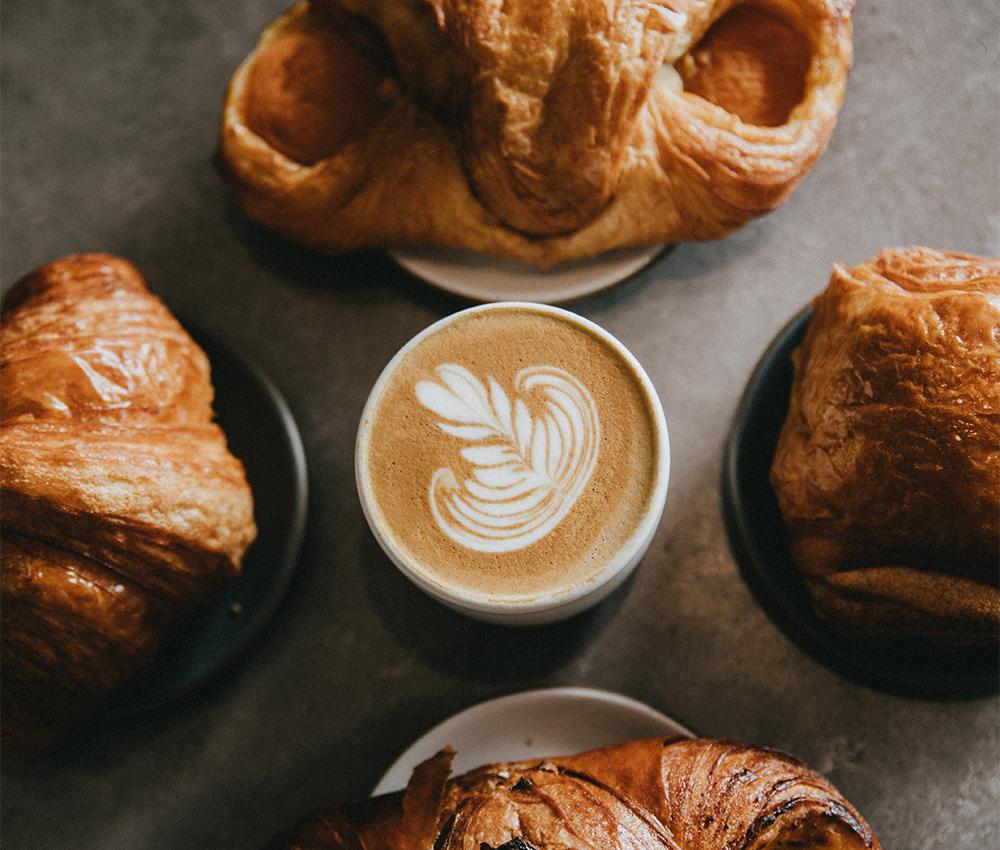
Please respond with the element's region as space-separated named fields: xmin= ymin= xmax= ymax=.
xmin=358 ymin=305 xmax=664 ymax=603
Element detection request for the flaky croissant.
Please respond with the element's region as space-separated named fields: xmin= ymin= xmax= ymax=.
xmin=268 ymin=737 xmax=879 ymax=849
xmin=770 ymin=247 xmax=1000 ymax=646
xmin=218 ymin=0 xmax=853 ymax=267
xmin=1 ymin=254 xmax=257 ymax=757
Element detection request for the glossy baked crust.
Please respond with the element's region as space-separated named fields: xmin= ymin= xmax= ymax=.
xmin=770 ymin=247 xmax=1000 ymax=646
xmin=1 ymin=254 xmax=257 ymax=757
xmin=267 ymin=737 xmax=880 ymax=849
xmin=218 ymin=0 xmax=853 ymax=267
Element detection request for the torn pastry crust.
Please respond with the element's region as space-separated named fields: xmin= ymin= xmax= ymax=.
xmin=219 ymin=0 xmax=853 ymax=267
xmin=770 ymin=247 xmax=1000 ymax=646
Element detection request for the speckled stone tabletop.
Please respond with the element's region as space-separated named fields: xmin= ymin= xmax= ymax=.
xmin=2 ymin=2 xmax=999 ymax=848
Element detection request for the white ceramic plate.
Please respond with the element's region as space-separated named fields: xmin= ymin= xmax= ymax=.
xmin=373 ymin=687 xmax=692 ymax=795
xmin=389 ymin=245 xmax=668 ymax=304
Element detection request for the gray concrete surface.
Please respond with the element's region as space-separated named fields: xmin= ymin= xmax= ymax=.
xmin=2 ymin=1 xmax=999 ymax=847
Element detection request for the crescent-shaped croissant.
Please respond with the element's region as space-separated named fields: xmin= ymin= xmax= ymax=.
xmin=267 ymin=737 xmax=880 ymax=849
xmin=770 ymin=247 xmax=1000 ymax=646
xmin=1 ymin=254 xmax=257 ymax=757
xmin=218 ymin=0 xmax=853 ymax=267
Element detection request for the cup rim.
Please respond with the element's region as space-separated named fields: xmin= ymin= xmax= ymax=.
xmin=355 ymin=301 xmax=670 ymax=616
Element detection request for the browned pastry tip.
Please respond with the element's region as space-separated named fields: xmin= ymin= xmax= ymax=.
xmin=651 ymin=738 xmax=878 ymax=849
xmin=268 ymin=737 xmax=879 ymax=849
xmin=2 ymin=253 xmax=213 ymax=427
xmin=219 ymin=0 xmax=853 ymax=266
xmin=1 ymin=254 xmax=257 ymax=757
xmin=770 ymin=247 xmax=1000 ymax=646
xmin=1 ymin=533 xmax=170 ymax=758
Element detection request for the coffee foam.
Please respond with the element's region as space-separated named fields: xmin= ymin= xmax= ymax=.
xmin=363 ymin=307 xmax=659 ymax=600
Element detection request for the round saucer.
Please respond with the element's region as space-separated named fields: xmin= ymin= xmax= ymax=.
xmin=373 ymin=687 xmax=691 ymax=795
xmin=389 ymin=244 xmax=669 ymax=304
xmin=103 ymin=330 xmax=308 ymax=717
xmin=723 ymin=307 xmax=998 ymax=698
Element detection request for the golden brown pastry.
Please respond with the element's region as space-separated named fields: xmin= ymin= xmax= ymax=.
xmin=218 ymin=0 xmax=853 ymax=267
xmin=770 ymin=247 xmax=1000 ymax=646
xmin=267 ymin=737 xmax=880 ymax=849
xmin=1 ymin=254 xmax=257 ymax=757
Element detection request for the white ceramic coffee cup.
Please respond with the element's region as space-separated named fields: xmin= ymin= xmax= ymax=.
xmin=355 ymin=302 xmax=670 ymax=626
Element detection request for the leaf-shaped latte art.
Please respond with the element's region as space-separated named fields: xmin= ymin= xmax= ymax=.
xmin=414 ymin=364 xmax=600 ymax=553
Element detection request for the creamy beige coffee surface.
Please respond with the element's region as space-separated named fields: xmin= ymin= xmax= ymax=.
xmin=364 ymin=308 xmax=659 ymax=599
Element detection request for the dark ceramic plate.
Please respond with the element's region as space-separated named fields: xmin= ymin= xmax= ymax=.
xmin=103 ymin=330 xmax=308 ymax=717
xmin=723 ymin=307 xmax=998 ymax=698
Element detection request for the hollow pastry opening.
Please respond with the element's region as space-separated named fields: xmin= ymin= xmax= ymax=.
xmin=243 ymin=16 xmax=390 ymax=165
xmin=676 ymin=3 xmax=812 ymax=127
